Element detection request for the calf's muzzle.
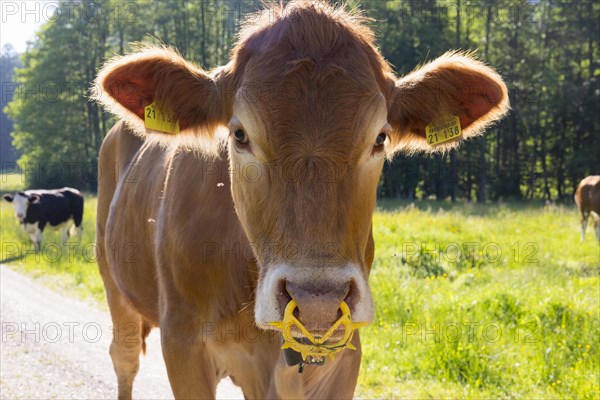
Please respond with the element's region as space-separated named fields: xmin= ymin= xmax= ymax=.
xmin=269 ymin=279 xmax=367 ymax=362
xmin=285 ymin=281 xmax=351 ymax=335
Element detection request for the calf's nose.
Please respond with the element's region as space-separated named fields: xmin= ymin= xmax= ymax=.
xmin=285 ymin=281 xmax=351 ymax=334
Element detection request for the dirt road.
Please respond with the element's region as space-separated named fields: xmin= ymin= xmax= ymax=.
xmin=0 ymin=265 xmax=244 ymax=399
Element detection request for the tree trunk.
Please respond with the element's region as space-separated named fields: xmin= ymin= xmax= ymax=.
xmin=449 ymin=0 xmax=460 ymax=202
xmin=477 ymin=1 xmax=492 ymax=203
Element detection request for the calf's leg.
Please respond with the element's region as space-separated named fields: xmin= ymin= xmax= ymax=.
xmin=160 ymin=301 xmax=218 ymax=399
xmin=60 ymin=226 xmax=69 ymax=243
xmin=100 ymin=268 xmax=148 ymax=400
xmin=24 ymin=223 xmax=42 ymax=252
xmin=70 ymin=223 xmax=83 ymax=243
xmin=580 ymin=211 xmax=589 ymax=241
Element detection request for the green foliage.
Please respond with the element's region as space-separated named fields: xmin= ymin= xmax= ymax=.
xmin=0 ymin=45 xmax=22 ymax=167
xmin=4 ymin=0 xmax=113 ymax=190
xmin=0 ymin=173 xmax=25 ymax=194
xmin=3 ymin=0 xmax=599 ymax=195
xmin=401 ymin=245 xmax=447 ymax=278
xmin=368 ymin=0 xmax=600 ymax=201
xmin=4 ymin=0 xmax=261 ymax=191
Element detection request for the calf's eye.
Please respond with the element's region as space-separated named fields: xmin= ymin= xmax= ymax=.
xmin=375 ymin=132 xmax=387 ymax=147
xmin=233 ymin=129 xmax=248 ymax=144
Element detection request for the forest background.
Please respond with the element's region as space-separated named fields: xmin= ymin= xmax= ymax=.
xmin=1 ymin=0 xmax=598 ymax=200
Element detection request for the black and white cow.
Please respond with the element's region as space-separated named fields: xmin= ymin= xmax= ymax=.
xmin=3 ymin=188 xmax=84 ymax=251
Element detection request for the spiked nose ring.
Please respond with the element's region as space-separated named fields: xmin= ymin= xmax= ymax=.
xmin=268 ymin=299 xmax=367 ymax=368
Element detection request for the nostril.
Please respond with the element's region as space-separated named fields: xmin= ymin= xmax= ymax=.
xmin=343 ymin=280 xmax=359 ymax=312
xmin=276 ymin=279 xmax=292 ymax=314
xmin=285 ymin=280 xmax=352 ymax=324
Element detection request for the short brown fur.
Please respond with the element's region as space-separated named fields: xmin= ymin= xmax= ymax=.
xmin=574 ymin=175 xmax=600 ymax=241
xmin=95 ymin=1 xmax=509 ymax=398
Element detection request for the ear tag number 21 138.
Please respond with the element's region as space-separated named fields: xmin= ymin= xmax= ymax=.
xmin=144 ymin=101 xmax=180 ymax=134
xmin=426 ymin=115 xmax=462 ymax=146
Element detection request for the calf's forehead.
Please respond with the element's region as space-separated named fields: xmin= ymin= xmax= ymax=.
xmin=236 ymin=45 xmax=383 ymax=116
xmin=233 ymin=71 xmax=386 ymax=155
xmin=12 ymin=193 xmax=29 ymax=209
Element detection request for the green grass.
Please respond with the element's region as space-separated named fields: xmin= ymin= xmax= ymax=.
xmin=358 ymin=201 xmax=599 ymax=399
xmin=0 ymin=172 xmax=27 ymax=194
xmin=0 ymin=178 xmax=598 ymax=398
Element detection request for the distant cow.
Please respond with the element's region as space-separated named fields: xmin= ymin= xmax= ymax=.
xmin=575 ymin=176 xmax=600 ymax=241
xmin=3 ymin=188 xmax=84 ymax=250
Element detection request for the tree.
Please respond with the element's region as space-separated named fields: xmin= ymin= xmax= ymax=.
xmin=1 ymin=44 xmax=22 ymax=169
xmin=3 ymin=0 xmax=599 ymax=197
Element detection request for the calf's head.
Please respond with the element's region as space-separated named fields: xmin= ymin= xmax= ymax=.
xmin=95 ymin=1 xmax=508 ymax=343
xmin=3 ymin=192 xmax=40 ymax=223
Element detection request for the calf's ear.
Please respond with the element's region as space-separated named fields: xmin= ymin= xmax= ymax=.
xmin=3 ymin=195 xmax=13 ymax=202
xmin=387 ymin=52 xmax=509 ymax=154
xmin=28 ymin=194 xmax=41 ymax=204
xmin=93 ymin=47 xmax=232 ymax=139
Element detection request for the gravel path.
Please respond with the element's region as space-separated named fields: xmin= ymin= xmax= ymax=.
xmin=0 ymin=265 xmax=244 ymax=399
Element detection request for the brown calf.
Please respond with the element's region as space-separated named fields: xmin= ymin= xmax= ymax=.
xmin=575 ymin=175 xmax=600 ymax=241
xmin=94 ymin=1 xmax=509 ymax=398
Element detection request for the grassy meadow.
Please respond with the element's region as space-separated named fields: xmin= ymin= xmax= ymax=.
xmin=0 ymin=174 xmax=598 ymax=398
xmin=361 ymin=201 xmax=599 ymax=399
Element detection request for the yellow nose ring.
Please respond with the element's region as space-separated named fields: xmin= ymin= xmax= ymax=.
xmin=268 ymin=299 xmax=368 ymax=362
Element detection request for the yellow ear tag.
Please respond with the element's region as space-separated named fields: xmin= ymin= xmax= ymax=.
xmin=144 ymin=101 xmax=180 ymax=134
xmin=268 ymin=300 xmax=368 ymax=362
xmin=426 ymin=115 xmax=462 ymax=146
